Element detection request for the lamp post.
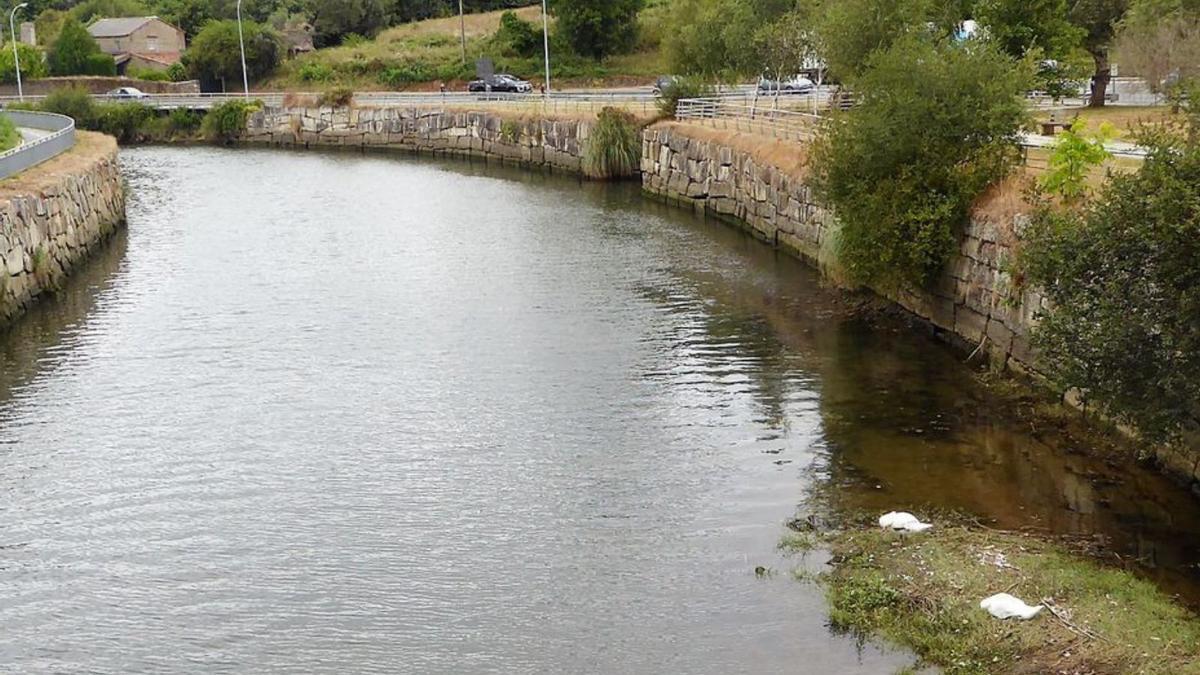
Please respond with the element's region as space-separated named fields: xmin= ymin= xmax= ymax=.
xmin=458 ymin=0 xmax=466 ymax=65
xmin=10 ymin=3 xmax=27 ymax=102
xmin=541 ymin=0 xmax=550 ymax=96
xmin=236 ymin=0 xmax=249 ymax=99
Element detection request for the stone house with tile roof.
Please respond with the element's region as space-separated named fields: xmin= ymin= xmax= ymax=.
xmin=87 ymin=16 xmax=185 ymax=74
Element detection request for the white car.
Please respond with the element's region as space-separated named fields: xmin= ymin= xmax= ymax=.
xmin=106 ymin=87 xmax=148 ymax=100
xmin=757 ymin=75 xmax=815 ymax=95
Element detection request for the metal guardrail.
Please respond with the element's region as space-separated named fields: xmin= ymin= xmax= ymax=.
xmin=675 ymin=97 xmax=824 ymax=141
xmin=0 ymin=110 xmax=75 ymax=180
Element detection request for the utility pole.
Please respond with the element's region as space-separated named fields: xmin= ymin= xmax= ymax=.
xmin=541 ymin=0 xmax=550 ymax=95
xmin=459 ymin=0 xmax=466 ymax=65
xmin=236 ymin=0 xmax=249 ymax=99
xmin=10 ymin=3 xmax=26 ymax=102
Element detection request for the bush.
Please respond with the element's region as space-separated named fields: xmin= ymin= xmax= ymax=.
xmin=165 ymin=62 xmax=188 ymax=82
xmin=582 ymin=107 xmax=642 ymax=179
xmin=494 ymin=10 xmax=540 ymax=57
xmin=298 ymin=61 xmax=333 ymax=82
xmin=656 ymin=76 xmax=713 ymax=117
xmin=83 ymin=53 xmax=117 ymax=76
xmin=40 ymin=87 xmax=98 ymax=127
xmin=1039 ymin=119 xmax=1114 ymax=206
xmin=48 ymin=18 xmax=107 ymax=76
xmin=811 ymin=37 xmax=1029 ymax=288
xmin=166 ymin=108 xmax=204 ymax=135
xmin=1020 ymin=125 xmax=1200 ymax=443
xmin=95 ymin=103 xmax=153 ymax=142
xmin=318 ymin=87 xmax=354 ymax=108
xmin=0 ymin=44 xmax=48 ymax=85
xmin=129 ymin=67 xmax=171 ymax=82
xmin=378 ymin=62 xmax=433 ymax=87
xmin=0 ymin=115 xmax=20 ymax=152
xmin=201 ymin=99 xmax=261 ymax=142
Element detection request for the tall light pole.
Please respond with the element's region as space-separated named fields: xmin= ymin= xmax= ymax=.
xmin=236 ymin=0 xmax=249 ymax=99
xmin=458 ymin=0 xmax=466 ymax=65
xmin=541 ymin=0 xmax=550 ymax=96
xmin=9 ymin=3 xmax=27 ymax=102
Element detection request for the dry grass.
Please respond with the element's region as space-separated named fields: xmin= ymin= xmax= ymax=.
xmin=0 ymin=131 xmax=115 ymax=199
xmin=1034 ymin=106 xmax=1179 ymax=141
xmin=825 ymin=525 xmax=1200 ymax=675
xmin=652 ymin=120 xmax=811 ymax=181
xmin=385 ymin=4 xmax=543 ymax=40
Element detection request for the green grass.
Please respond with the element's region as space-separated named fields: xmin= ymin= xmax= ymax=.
xmin=824 ymin=525 xmax=1200 ymax=675
xmin=263 ymin=5 xmax=665 ymax=91
xmin=0 ymin=114 xmax=22 ymax=153
xmin=778 ymin=532 xmax=819 ymax=553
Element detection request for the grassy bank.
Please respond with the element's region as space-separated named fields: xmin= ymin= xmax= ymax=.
xmin=817 ymin=524 xmax=1200 ymax=674
xmin=263 ymin=6 xmax=665 ymax=92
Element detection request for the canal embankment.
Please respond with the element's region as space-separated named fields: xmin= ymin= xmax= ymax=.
xmin=0 ymin=131 xmax=125 ymax=328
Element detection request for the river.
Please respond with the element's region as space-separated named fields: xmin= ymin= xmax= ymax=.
xmin=0 ymin=146 xmax=1197 ymax=673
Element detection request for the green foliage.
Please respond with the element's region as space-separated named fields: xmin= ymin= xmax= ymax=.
xmin=499 ymin=119 xmax=520 ymax=143
xmin=40 ymin=87 xmax=99 ymax=127
xmin=308 ymin=0 xmax=389 ymax=48
xmin=95 ymin=103 xmax=153 ymax=142
xmin=655 ymin=75 xmax=713 ymax=117
xmin=129 ymin=67 xmax=172 ymax=82
xmin=0 ymin=44 xmax=48 ymax=85
xmin=318 ymin=86 xmax=354 ymax=107
xmin=297 ymin=61 xmax=333 ymax=82
xmin=166 ymin=107 xmax=204 ymax=135
xmin=815 ymin=0 xmax=952 ymax=82
xmin=976 ymin=0 xmax=1085 ymax=59
xmin=664 ymin=0 xmax=760 ymax=78
xmin=201 ymin=99 xmax=262 ymax=142
xmin=48 ymin=18 xmax=106 ymax=76
xmin=493 ymin=9 xmax=540 ymax=57
xmin=165 ymin=62 xmax=189 ymax=82
xmin=811 ymin=36 xmax=1029 ymax=288
xmin=1116 ymin=0 xmax=1200 ymax=94
xmin=68 ymin=0 xmax=150 ymax=23
xmin=1069 ymin=0 xmax=1132 ymax=106
xmin=34 ymin=9 xmax=68 ymax=47
xmin=550 ymin=0 xmax=642 ymax=60
xmin=0 ymin=114 xmax=20 ymax=153
xmin=1021 ymin=126 xmax=1200 ymax=442
xmin=754 ymin=8 xmax=820 ymax=83
xmin=1039 ymin=119 xmax=1114 ymax=205
xmin=582 ymin=107 xmax=642 ymax=179
xmin=377 ymin=61 xmax=433 ymax=87
xmin=185 ymin=19 xmax=283 ymax=86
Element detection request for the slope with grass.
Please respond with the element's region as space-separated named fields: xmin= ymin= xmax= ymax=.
xmin=262 ymin=5 xmax=666 ymax=92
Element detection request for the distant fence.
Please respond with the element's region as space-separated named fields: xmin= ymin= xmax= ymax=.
xmin=675 ymin=97 xmax=823 ymax=141
xmin=0 ymin=111 xmax=76 ymax=180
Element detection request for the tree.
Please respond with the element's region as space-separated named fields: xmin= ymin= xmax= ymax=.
xmin=1116 ymin=0 xmax=1200 ymax=94
xmin=68 ymin=0 xmax=150 ymax=23
xmin=812 ymin=36 xmax=1030 ymax=287
xmin=664 ymin=0 xmax=760 ymax=77
xmin=975 ymin=0 xmax=1084 ymax=59
xmin=550 ymin=0 xmax=642 ymax=60
xmin=48 ymin=18 xmax=113 ymax=76
xmin=34 ymin=9 xmax=69 ymax=47
xmin=305 ymin=0 xmax=388 ymax=48
xmin=0 ymin=44 xmax=47 ymax=84
xmin=183 ymin=19 xmax=283 ymax=90
xmin=1069 ymin=0 xmax=1130 ymax=106
xmin=754 ymin=9 xmax=821 ymax=88
xmin=814 ymin=0 xmax=952 ymax=82
xmin=1021 ymin=123 xmax=1200 ymax=442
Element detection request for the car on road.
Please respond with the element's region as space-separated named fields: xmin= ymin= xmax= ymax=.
xmin=757 ymin=75 xmax=815 ymax=95
xmin=467 ymin=74 xmax=533 ymax=93
xmin=652 ymin=75 xmax=679 ymax=95
xmin=106 ymin=87 xmax=148 ymax=100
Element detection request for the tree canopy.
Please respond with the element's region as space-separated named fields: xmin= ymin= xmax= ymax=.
xmin=48 ymin=17 xmax=116 ymax=76
xmin=183 ymin=18 xmax=283 ymax=88
xmin=550 ymin=0 xmax=642 ymax=61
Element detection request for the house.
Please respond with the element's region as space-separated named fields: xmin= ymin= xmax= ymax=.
xmin=87 ymin=16 xmax=185 ymax=74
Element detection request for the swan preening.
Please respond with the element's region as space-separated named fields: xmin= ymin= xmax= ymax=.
xmin=878 ymin=511 xmax=934 ymax=534
xmin=980 ymin=593 xmax=1045 ymax=620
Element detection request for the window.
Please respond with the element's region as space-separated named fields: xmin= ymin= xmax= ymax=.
xmin=146 ymin=35 xmax=158 ymax=51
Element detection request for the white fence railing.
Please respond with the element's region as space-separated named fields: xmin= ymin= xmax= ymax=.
xmin=675 ymin=97 xmax=823 ymax=141
xmin=0 ymin=111 xmax=75 ymax=180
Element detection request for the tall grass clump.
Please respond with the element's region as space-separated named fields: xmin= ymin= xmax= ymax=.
xmin=656 ymin=76 xmax=714 ymax=117
xmin=0 ymin=114 xmax=20 ymax=152
xmin=39 ymin=87 xmax=98 ymax=127
xmin=201 ymin=99 xmax=262 ymax=143
xmin=583 ymin=107 xmax=642 ymax=180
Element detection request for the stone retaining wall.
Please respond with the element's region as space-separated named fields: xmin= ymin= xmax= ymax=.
xmin=0 ymin=133 xmax=126 ymax=327
xmin=641 ymin=123 xmax=1043 ymax=372
xmin=244 ymin=106 xmax=592 ymax=173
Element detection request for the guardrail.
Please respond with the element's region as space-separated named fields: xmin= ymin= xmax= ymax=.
xmin=675 ymin=97 xmax=823 ymax=141
xmin=0 ymin=110 xmax=75 ymax=180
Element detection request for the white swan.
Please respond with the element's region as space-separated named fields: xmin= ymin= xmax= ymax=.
xmin=980 ymin=593 xmax=1044 ymax=620
xmin=878 ymin=511 xmax=934 ymax=534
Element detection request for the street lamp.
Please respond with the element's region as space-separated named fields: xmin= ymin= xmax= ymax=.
xmin=10 ymin=2 xmax=27 ymax=102
xmin=541 ymin=0 xmax=550 ymax=96
xmin=236 ymin=0 xmax=249 ymax=99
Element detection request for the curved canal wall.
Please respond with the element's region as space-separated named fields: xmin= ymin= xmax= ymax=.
xmin=244 ymin=106 xmax=593 ymax=173
xmin=0 ymin=132 xmax=126 ymax=328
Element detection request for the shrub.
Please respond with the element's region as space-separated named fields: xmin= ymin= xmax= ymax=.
xmin=1020 ymin=124 xmax=1200 ymax=443
xmin=811 ymin=37 xmax=1029 ymax=288
xmin=129 ymin=67 xmax=171 ymax=82
xmin=0 ymin=44 xmax=48 ymax=85
xmin=83 ymin=53 xmax=117 ymax=76
xmin=0 ymin=114 xmax=20 ymax=152
xmin=656 ymin=76 xmax=714 ymax=117
xmin=582 ymin=107 xmax=642 ymax=179
xmin=202 ymin=99 xmax=262 ymax=142
xmin=47 ymin=18 xmax=105 ymax=76
xmin=40 ymin=87 xmax=98 ymax=127
xmin=494 ymin=10 xmax=541 ymax=57
xmin=95 ymin=103 xmax=153 ymax=143
xmin=340 ymin=33 xmax=368 ymax=48
xmin=166 ymin=108 xmax=204 ymax=135
xmin=318 ymin=87 xmax=354 ymax=108
xmin=378 ymin=62 xmax=433 ymax=87
xmin=165 ymin=62 xmax=188 ymax=82
xmin=298 ymin=61 xmax=333 ymax=82
xmin=1040 ymin=119 xmax=1114 ymax=206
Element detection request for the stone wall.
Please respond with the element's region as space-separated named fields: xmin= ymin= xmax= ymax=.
xmin=641 ymin=122 xmax=1044 ymax=373
xmin=0 ymin=133 xmax=126 ymax=327
xmin=243 ymin=106 xmax=593 ymax=174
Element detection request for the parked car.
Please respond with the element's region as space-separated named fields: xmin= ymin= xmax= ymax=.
xmin=467 ymin=74 xmax=533 ymax=93
xmin=652 ymin=75 xmax=678 ymax=95
xmin=106 ymin=87 xmax=148 ymax=100
xmin=757 ymin=75 xmax=815 ymax=95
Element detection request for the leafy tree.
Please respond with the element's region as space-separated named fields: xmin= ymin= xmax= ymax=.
xmin=48 ymin=18 xmax=111 ymax=76
xmin=493 ymin=10 xmax=540 ymax=58
xmin=754 ymin=8 xmax=821 ymax=87
xmin=812 ymin=36 xmax=1029 ymax=287
xmin=68 ymin=0 xmax=149 ymax=23
xmin=0 ymin=44 xmax=47 ymax=84
xmin=664 ymin=0 xmax=760 ymax=77
xmin=1039 ymin=119 xmax=1114 ymax=205
xmin=814 ymin=0 xmax=952 ymax=82
xmin=550 ymin=0 xmax=642 ymax=60
xmin=1021 ymin=123 xmax=1200 ymax=442
xmin=184 ymin=19 xmax=283 ymax=89
xmin=1069 ymin=0 xmax=1131 ymax=106
xmin=306 ymin=0 xmax=388 ymax=48
xmin=34 ymin=9 xmax=69 ymax=47
xmin=1116 ymin=0 xmax=1200 ymax=94
xmin=975 ymin=0 xmax=1084 ymax=59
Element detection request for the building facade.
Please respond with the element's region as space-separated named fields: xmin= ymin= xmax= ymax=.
xmin=87 ymin=17 xmax=185 ymax=73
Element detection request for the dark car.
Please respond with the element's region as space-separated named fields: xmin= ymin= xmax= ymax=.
xmin=468 ymin=74 xmax=533 ymax=93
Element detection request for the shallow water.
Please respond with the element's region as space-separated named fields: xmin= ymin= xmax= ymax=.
xmin=0 ymin=146 xmax=1196 ymax=673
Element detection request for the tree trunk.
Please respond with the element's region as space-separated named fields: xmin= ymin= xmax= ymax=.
xmin=1088 ymin=50 xmax=1111 ymax=108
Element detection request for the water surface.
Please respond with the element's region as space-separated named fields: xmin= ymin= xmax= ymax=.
xmin=0 ymin=146 xmax=1197 ymax=673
